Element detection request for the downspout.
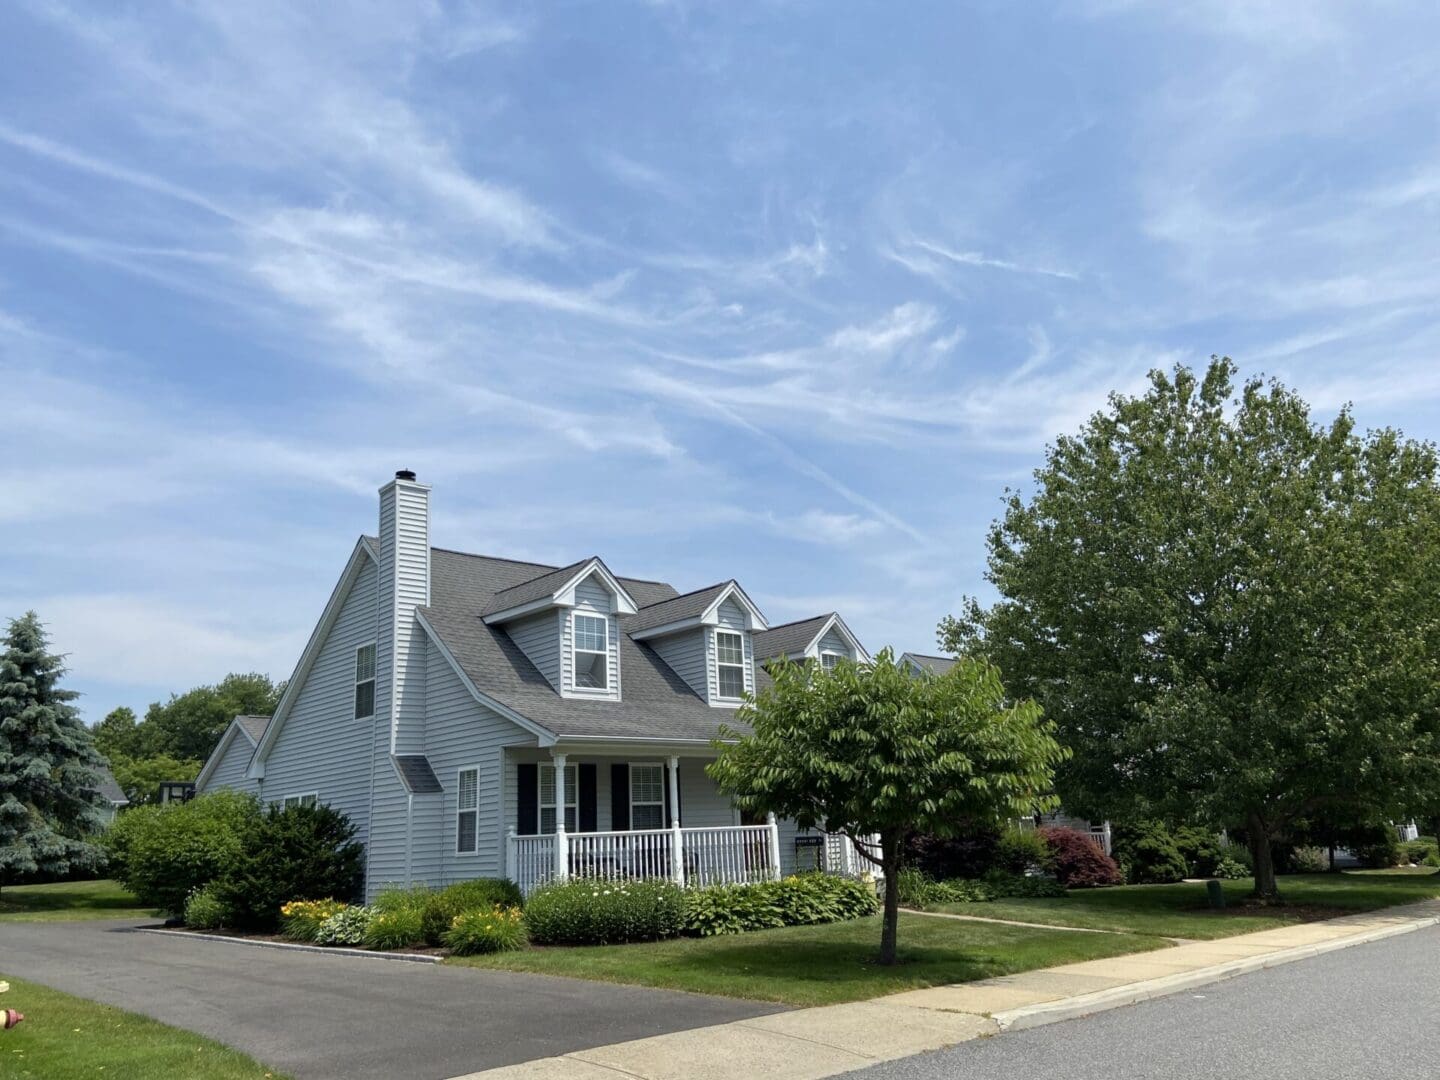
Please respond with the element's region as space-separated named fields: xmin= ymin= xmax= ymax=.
xmin=405 ymin=791 xmax=414 ymax=887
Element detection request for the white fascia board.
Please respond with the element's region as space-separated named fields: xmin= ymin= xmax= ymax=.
xmin=627 ymin=616 xmax=704 ymax=641
xmin=700 ymin=580 xmax=769 ymax=631
xmin=554 ymin=558 xmax=639 ymax=615
xmin=250 ymin=537 xmax=376 ymax=777
xmin=809 ymin=613 xmax=870 ymax=663
xmin=551 ymin=735 xmax=735 ymax=756
xmin=414 ymin=610 xmax=558 ymax=747
xmin=481 ymin=595 xmax=561 ymax=625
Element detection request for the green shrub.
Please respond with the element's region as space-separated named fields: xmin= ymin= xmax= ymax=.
xmin=1112 ymin=821 xmax=1188 ymax=885
xmin=1351 ymin=826 xmax=1403 ymax=869
xmin=683 ymin=873 xmax=877 ymax=935
xmin=214 ymin=802 xmax=365 ymax=931
xmin=685 ymin=882 xmax=785 ymax=936
xmin=365 ymin=906 xmax=426 ymax=950
xmin=995 ymin=828 xmax=1052 ymax=875
xmin=1174 ymin=827 xmax=1224 ymax=878
xmin=103 ymin=790 xmax=260 ymax=915
xmin=1212 ymin=855 xmax=1248 ymax=879
xmin=902 ymin=823 xmax=1004 ymax=880
xmin=1039 ymin=827 xmax=1123 ymax=887
xmin=183 ymin=883 xmax=232 ymax=930
xmin=895 ymin=867 xmax=936 ymax=908
xmin=443 ymin=906 xmax=527 ymax=955
xmin=314 ymin=905 xmax=374 ymax=946
xmin=419 ymin=879 xmax=525 ymax=946
xmin=527 ymin=878 xmax=686 ymax=945
xmin=280 ymin=898 xmax=349 ymax=942
xmin=1218 ymin=838 xmax=1253 ymax=872
xmin=1287 ymin=846 xmax=1328 ymax=873
xmin=1400 ymin=839 xmax=1437 ymax=866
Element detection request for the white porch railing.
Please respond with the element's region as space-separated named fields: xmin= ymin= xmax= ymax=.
xmin=821 ymin=832 xmax=882 ymax=878
xmin=507 ymin=821 xmax=781 ymax=897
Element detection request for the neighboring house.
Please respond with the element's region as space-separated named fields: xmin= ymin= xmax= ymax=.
xmin=90 ymin=765 xmax=129 ymax=825
xmin=897 ymin=650 xmax=1114 ymax=855
xmin=197 ymin=471 xmax=874 ymax=898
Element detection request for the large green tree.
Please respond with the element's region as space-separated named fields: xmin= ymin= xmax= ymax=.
xmin=942 ymin=359 xmax=1440 ymax=899
xmin=0 ymin=612 xmax=109 ymax=893
xmin=708 ymin=649 xmax=1065 ymax=964
xmin=137 ymin=672 xmax=284 ymax=762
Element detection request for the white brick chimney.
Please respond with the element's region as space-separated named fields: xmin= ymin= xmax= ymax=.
xmin=378 ymin=469 xmax=431 ymax=752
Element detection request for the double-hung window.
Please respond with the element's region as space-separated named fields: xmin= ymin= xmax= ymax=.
xmin=283 ymin=793 xmax=318 ymax=810
xmin=539 ymin=764 xmax=577 ymax=834
xmin=630 ymin=763 xmax=665 ymax=830
xmin=354 ymin=643 xmax=376 ymax=719
xmin=456 ymin=767 xmax=479 ymax=853
xmin=573 ymin=614 xmax=608 ymax=690
xmin=715 ymin=631 xmax=746 ymax=699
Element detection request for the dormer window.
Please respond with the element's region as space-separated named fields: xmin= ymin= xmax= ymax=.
xmin=573 ymin=613 xmax=609 ymax=690
xmin=716 ymin=631 xmax=746 ymax=699
xmin=821 ymin=651 xmax=841 ymax=672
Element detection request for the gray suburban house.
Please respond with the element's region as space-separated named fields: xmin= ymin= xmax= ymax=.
xmin=196 ymin=471 xmax=873 ymax=897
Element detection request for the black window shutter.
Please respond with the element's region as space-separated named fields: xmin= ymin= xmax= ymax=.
xmin=578 ymin=763 xmax=598 ymax=832
xmin=610 ymin=763 xmax=630 ymax=831
xmin=516 ymin=763 xmax=538 ymax=834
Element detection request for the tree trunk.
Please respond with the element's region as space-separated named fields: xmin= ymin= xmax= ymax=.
xmin=1247 ymin=812 xmax=1279 ymax=901
xmin=877 ymin=831 xmax=901 ymax=966
xmin=1327 ymin=843 xmax=1336 ymax=873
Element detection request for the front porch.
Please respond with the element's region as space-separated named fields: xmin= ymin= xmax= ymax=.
xmin=502 ymin=747 xmax=877 ymax=896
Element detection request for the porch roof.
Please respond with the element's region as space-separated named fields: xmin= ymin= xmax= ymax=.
xmin=420 ymin=548 xmax=756 ymax=743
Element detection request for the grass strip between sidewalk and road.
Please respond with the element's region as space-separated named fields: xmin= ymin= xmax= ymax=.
xmin=0 ymin=974 xmax=286 ymax=1080
xmin=0 ymin=879 xmax=157 ymax=924
xmin=922 ymin=871 xmax=1440 ymax=940
xmin=450 ymin=912 xmax=1169 ymax=1007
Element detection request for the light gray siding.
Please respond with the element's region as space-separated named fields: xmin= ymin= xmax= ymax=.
xmin=507 ymin=610 xmax=562 ymax=690
xmin=382 ymin=481 xmax=430 ymax=754
xmin=651 ymin=629 xmax=708 ymax=702
xmin=677 ymin=759 xmax=736 ymax=828
xmin=420 ymin=630 xmax=535 ymax=885
xmin=561 ymin=575 xmax=620 ymax=700
xmin=203 ymin=732 xmax=258 ymax=795
xmin=816 ymin=625 xmax=852 ymax=660
xmin=258 ymin=559 xmax=379 ymax=849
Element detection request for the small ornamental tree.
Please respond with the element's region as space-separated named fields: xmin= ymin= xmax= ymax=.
xmin=708 ymin=648 xmax=1066 ymax=965
xmin=0 ymin=612 xmax=109 ymax=894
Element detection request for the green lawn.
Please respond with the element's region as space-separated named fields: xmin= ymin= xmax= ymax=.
xmin=927 ymin=871 xmax=1440 ymax=940
xmin=0 ymin=975 xmax=284 ymax=1080
xmin=0 ymin=880 xmax=156 ymax=923
xmin=451 ymin=913 xmax=1168 ymax=1006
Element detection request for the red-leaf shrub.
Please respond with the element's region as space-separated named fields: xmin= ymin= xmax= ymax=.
xmin=1039 ymin=827 xmax=1123 ymax=888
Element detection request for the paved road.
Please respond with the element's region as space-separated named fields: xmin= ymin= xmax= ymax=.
xmin=844 ymin=923 xmax=1440 ymax=1080
xmin=0 ymin=919 xmax=783 ymax=1079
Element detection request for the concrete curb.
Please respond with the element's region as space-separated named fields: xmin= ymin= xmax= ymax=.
xmin=990 ymin=911 xmax=1440 ymax=1032
xmin=133 ymin=926 xmax=441 ymax=964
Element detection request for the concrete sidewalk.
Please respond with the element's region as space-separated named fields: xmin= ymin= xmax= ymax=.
xmin=453 ymin=899 xmax=1440 ymax=1080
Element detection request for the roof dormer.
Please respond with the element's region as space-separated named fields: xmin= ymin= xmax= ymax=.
xmin=629 ymin=581 xmax=768 ymax=707
xmin=485 ymin=557 xmax=636 ymax=700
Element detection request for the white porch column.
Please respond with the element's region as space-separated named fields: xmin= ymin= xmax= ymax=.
xmin=505 ymin=826 xmax=517 ymax=885
xmin=766 ymin=811 xmax=782 ymax=881
xmin=553 ymin=753 xmax=569 ymax=881
xmin=668 ymin=755 xmax=685 ymax=887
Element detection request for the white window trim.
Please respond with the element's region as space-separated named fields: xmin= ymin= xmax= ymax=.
xmin=281 ymin=792 xmax=319 ymax=810
xmin=570 ymin=611 xmax=611 ymax=695
xmin=713 ymin=629 xmax=747 ymax=703
xmin=629 ymin=761 xmax=666 ymax=832
xmin=819 ymin=650 xmax=844 ymax=671
xmin=354 ymin=642 xmax=377 ymax=720
xmin=539 ymin=763 xmax=578 ymax=835
xmin=456 ymin=765 xmax=480 ymax=855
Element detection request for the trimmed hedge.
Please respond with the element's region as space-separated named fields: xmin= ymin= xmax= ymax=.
xmin=526 ymin=878 xmax=687 ymax=945
xmin=1039 ymin=826 xmax=1123 ymax=888
xmin=1112 ymin=820 xmax=1188 ymax=885
xmin=684 ymin=873 xmax=878 ymax=936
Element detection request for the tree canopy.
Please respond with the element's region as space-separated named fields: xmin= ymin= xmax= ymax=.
xmin=708 ymin=648 xmax=1064 ymax=963
xmin=0 ymin=611 xmax=109 ymax=890
xmin=942 ymin=358 xmax=1440 ymax=898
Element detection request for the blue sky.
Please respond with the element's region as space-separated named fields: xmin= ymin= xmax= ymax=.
xmin=4 ymin=2 xmax=1440 ymax=725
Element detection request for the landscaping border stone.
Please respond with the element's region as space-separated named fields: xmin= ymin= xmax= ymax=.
xmin=133 ymin=926 xmax=441 ymax=964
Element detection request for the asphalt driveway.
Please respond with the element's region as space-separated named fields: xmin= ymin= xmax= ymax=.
xmin=0 ymin=918 xmax=784 ymax=1079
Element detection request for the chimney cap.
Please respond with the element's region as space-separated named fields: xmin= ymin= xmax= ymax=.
xmin=395 ymin=469 xmax=417 ymax=482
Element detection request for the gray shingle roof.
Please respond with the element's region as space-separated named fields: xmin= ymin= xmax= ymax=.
xmin=623 ymin=582 xmax=732 ymax=634
xmin=752 ymin=614 xmax=831 ymax=661
xmin=91 ymin=765 xmax=129 ymax=806
xmin=235 ymin=715 xmax=271 ymax=743
xmin=481 ymin=557 xmax=598 ymax=616
xmin=906 ymin=653 xmax=956 ymax=675
xmin=421 ymin=550 xmax=751 ymax=741
xmin=392 ymin=754 xmax=443 ymax=794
